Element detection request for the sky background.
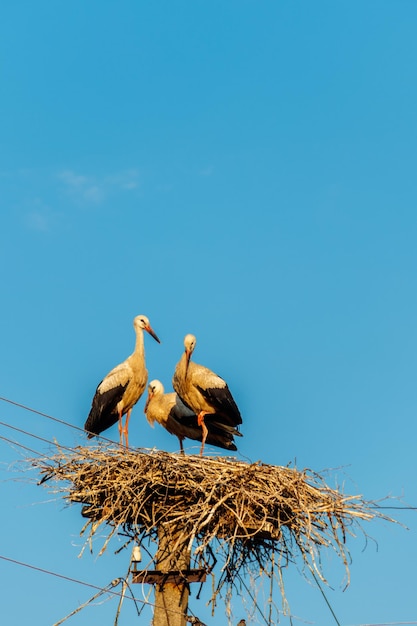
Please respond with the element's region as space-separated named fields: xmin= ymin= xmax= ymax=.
xmin=1 ymin=1 xmax=416 ymax=625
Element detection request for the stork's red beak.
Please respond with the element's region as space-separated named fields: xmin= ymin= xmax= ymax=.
xmin=144 ymin=391 xmax=152 ymax=413
xmin=185 ymin=349 xmax=191 ymax=376
xmin=146 ymin=325 xmax=160 ymax=343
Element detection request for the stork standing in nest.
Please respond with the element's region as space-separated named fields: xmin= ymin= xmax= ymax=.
xmin=173 ymin=334 xmax=242 ymax=455
xmin=84 ymin=315 xmax=160 ymax=447
xmin=144 ymin=379 xmax=240 ymax=454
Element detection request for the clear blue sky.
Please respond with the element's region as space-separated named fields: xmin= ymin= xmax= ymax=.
xmin=1 ymin=2 xmax=416 ymax=624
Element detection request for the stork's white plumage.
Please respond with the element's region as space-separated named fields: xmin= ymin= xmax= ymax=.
xmin=172 ymin=334 xmax=242 ymax=455
xmin=84 ymin=315 xmax=160 ymax=447
xmin=144 ymin=379 xmax=240 ymax=454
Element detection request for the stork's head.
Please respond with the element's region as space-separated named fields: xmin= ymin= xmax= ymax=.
xmin=183 ymin=334 xmax=196 ymax=373
xmin=134 ymin=315 xmax=161 ymax=343
xmin=144 ymin=379 xmax=164 ymax=423
xmin=148 ymin=379 xmax=164 ymax=396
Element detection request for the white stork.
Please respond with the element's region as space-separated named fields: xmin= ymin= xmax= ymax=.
xmin=172 ymin=334 xmax=242 ymax=455
xmin=144 ymin=379 xmax=240 ymax=454
xmin=84 ymin=315 xmax=160 ymax=447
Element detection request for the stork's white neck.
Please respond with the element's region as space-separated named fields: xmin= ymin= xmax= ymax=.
xmin=132 ymin=327 xmax=145 ymax=361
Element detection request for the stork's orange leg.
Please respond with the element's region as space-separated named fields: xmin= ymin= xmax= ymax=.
xmin=118 ymin=410 xmax=124 ymax=446
xmin=123 ymin=408 xmax=132 ymax=449
xmin=197 ymin=411 xmax=209 ymax=456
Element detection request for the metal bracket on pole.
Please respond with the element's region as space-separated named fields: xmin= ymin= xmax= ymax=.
xmin=131 ymin=569 xmax=207 ymax=585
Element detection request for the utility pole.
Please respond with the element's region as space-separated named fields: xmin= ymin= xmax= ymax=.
xmin=131 ymin=524 xmax=206 ymax=626
xmin=153 ymin=524 xmax=190 ymax=626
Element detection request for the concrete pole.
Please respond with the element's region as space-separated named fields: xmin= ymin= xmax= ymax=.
xmin=152 ymin=524 xmax=191 ymax=626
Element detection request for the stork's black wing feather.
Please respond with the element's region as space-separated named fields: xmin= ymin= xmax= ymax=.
xmin=196 ymin=384 xmax=242 ymax=426
xmin=167 ymin=411 xmax=238 ymax=451
xmin=84 ymin=381 xmax=128 ymax=437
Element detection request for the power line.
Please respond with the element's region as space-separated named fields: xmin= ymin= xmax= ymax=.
xmin=236 ymin=573 xmax=277 ymax=626
xmin=0 ymin=396 xmax=87 ymax=434
xmin=310 ymin=569 xmax=341 ymax=626
xmin=352 ymin=623 xmax=417 ymax=626
xmin=0 ymin=396 xmax=87 ymax=433
xmin=0 ymin=395 xmax=118 ymax=446
xmin=0 ymin=420 xmax=76 ymax=454
xmin=369 ymin=506 xmax=417 ymax=511
xmin=0 ymin=553 xmax=137 ymax=601
xmin=0 ymin=433 xmax=43 ymax=457
xmin=0 ymin=553 xmax=197 ymax=621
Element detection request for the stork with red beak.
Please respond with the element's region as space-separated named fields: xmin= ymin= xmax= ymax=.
xmin=84 ymin=315 xmax=160 ymax=447
xmin=144 ymin=379 xmax=240 ymax=454
xmin=172 ymin=334 xmax=242 ymax=455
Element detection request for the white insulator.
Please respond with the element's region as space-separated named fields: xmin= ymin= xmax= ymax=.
xmin=131 ymin=545 xmax=142 ymax=563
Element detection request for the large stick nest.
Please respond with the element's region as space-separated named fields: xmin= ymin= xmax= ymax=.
xmin=34 ymin=445 xmax=394 ymax=617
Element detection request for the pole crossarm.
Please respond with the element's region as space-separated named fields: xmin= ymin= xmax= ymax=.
xmin=131 ymin=568 xmax=207 ymax=585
